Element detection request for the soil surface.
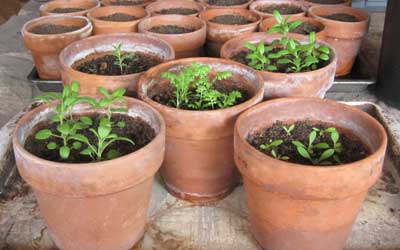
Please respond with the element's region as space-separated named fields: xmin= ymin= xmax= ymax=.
xmin=321 ymin=13 xmax=358 ymax=22
xmin=24 ymin=114 xmax=156 ymax=163
xmin=257 ymin=4 xmax=303 ymax=15
xmin=50 ymin=7 xmax=86 ymax=13
xmin=209 ymin=14 xmax=251 ymax=25
xmin=98 ymin=13 xmax=138 ymax=21
xmin=207 ymin=0 xmax=249 ymax=6
xmin=156 ymin=8 xmax=198 ymax=15
xmin=29 ymin=24 xmax=83 ymax=34
xmin=149 ymin=25 xmax=196 ymax=34
xmin=111 ymin=0 xmax=145 ymax=6
xmin=291 ymin=21 xmax=322 ymax=35
xmin=74 ymin=52 xmax=162 ymax=75
xmin=247 ymin=120 xmax=370 ymax=166
xmin=308 ymin=0 xmax=345 ymax=3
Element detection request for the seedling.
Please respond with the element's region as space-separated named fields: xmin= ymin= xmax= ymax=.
xmin=259 ymin=139 xmax=283 ymax=150
xmin=282 ymin=124 xmax=295 ymax=136
xmin=271 ymin=149 xmax=289 ymax=161
xmin=112 ymin=43 xmax=135 ymax=74
xmin=97 ymin=87 xmax=128 ymax=128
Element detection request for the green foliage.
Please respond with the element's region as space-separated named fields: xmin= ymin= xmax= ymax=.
xmin=259 ymin=139 xmax=289 ymax=161
xmin=282 ymin=124 xmax=295 ymax=136
xmin=112 ymin=43 xmax=135 ymax=74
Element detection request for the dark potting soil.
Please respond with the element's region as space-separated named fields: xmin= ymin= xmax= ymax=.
xmin=308 ymin=0 xmax=345 ymax=3
xmin=29 ymin=24 xmax=83 ymax=34
xmin=291 ymin=21 xmax=322 ymax=35
xmin=207 ymin=0 xmax=249 ymax=6
xmin=50 ymin=7 xmax=86 ymax=13
xmin=209 ymin=14 xmax=251 ymax=25
xmin=24 ymin=114 xmax=156 ymax=163
xmin=156 ymin=8 xmax=198 ymax=15
xmin=321 ymin=13 xmax=358 ymax=22
xmin=257 ymin=4 xmax=303 ymax=15
xmin=148 ymin=25 xmax=196 ymax=34
xmin=98 ymin=13 xmax=138 ymax=22
xmin=247 ymin=121 xmax=370 ymax=166
xmin=74 ymin=52 xmax=162 ymax=75
xmin=111 ymin=0 xmax=144 ymax=6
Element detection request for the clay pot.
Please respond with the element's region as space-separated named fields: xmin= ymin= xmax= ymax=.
xmin=59 ymin=33 xmax=175 ymax=96
xmin=13 ymin=97 xmax=166 ymax=250
xmin=260 ymin=16 xmax=326 ymax=40
xmin=145 ymin=0 xmax=206 ymax=17
xmin=234 ymin=97 xmax=387 ymax=250
xmin=40 ymin=0 xmax=100 ymax=16
xmin=137 ymin=57 xmax=264 ymax=203
xmin=101 ymin=0 xmax=153 ymax=8
xmin=22 ymin=16 xmax=92 ymax=80
xmin=220 ymin=32 xmax=337 ymax=99
xmin=308 ymin=5 xmax=370 ymax=76
xmin=88 ymin=6 xmax=149 ymax=34
xmin=138 ymin=15 xmax=206 ymax=58
xmin=302 ymin=0 xmax=351 ymax=7
xmin=199 ymin=8 xmax=261 ymax=57
xmin=202 ymin=0 xmax=253 ymax=9
xmin=249 ymin=0 xmax=306 ymax=20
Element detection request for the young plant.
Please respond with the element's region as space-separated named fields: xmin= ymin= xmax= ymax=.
xmin=282 ymin=124 xmax=295 ymax=136
xmin=112 ymin=43 xmax=135 ymax=75
xmin=97 ymin=87 xmax=128 ymax=128
xmin=259 ymin=139 xmax=289 ymax=161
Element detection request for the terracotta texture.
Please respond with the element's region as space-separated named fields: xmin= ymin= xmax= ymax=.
xmin=302 ymin=0 xmax=351 ymax=7
xmin=137 ymin=57 xmax=264 ymax=203
xmin=101 ymin=0 xmax=153 ymax=8
xmin=145 ymin=0 xmax=206 ymax=17
xmin=199 ymin=8 xmax=261 ymax=57
xmin=138 ymin=15 xmax=206 ymax=58
xmin=87 ymin=5 xmax=149 ymax=34
xmin=220 ymin=32 xmax=337 ymax=99
xmin=13 ymin=97 xmax=166 ymax=250
xmin=249 ymin=0 xmax=306 ymax=20
xmin=308 ymin=5 xmax=370 ymax=76
xmin=40 ymin=0 xmax=100 ymax=17
xmin=234 ymin=97 xmax=387 ymax=250
xmin=202 ymin=0 xmax=253 ymax=9
xmin=22 ymin=16 xmax=92 ymax=80
xmin=59 ymin=33 xmax=175 ymax=96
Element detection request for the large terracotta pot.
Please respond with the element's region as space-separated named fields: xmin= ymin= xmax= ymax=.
xmin=40 ymin=0 xmax=100 ymax=16
xmin=202 ymin=0 xmax=253 ymax=9
xmin=249 ymin=0 xmax=306 ymax=20
xmin=59 ymin=33 xmax=175 ymax=96
xmin=308 ymin=5 xmax=370 ymax=76
xmin=145 ymin=0 xmax=206 ymax=17
xmin=199 ymin=8 xmax=261 ymax=57
xmin=138 ymin=15 xmax=206 ymax=59
xmin=302 ymin=0 xmax=351 ymax=7
xmin=13 ymin=97 xmax=166 ymax=250
xmin=87 ymin=5 xmax=149 ymax=34
xmin=22 ymin=16 xmax=93 ymax=80
xmin=137 ymin=57 xmax=264 ymax=203
xmin=101 ymin=0 xmax=153 ymax=8
xmin=234 ymin=97 xmax=387 ymax=250
xmin=220 ymin=32 xmax=337 ymax=99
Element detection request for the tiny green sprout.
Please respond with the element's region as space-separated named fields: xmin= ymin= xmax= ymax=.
xmin=259 ymin=139 xmax=283 ymax=150
xmin=112 ymin=43 xmax=135 ymax=74
xmin=282 ymin=124 xmax=295 ymax=136
xmin=271 ymin=149 xmax=289 ymax=161
xmin=98 ymin=87 xmax=128 ymax=122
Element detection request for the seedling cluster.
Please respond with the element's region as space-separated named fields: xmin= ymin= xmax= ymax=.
xmin=112 ymin=43 xmax=135 ymax=74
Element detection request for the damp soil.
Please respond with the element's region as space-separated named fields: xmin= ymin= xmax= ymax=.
xmin=247 ymin=121 xmax=370 ymax=166
xmin=321 ymin=13 xmax=358 ymax=22
xmin=29 ymin=24 xmax=83 ymax=34
xmin=209 ymin=14 xmax=251 ymax=25
xmin=156 ymin=8 xmax=198 ymax=15
xmin=50 ymin=7 xmax=86 ymax=13
xmin=291 ymin=21 xmax=322 ymax=35
xmin=74 ymin=52 xmax=162 ymax=75
xmin=24 ymin=114 xmax=156 ymax=163
xmin=110 ymin=0 xmax=144 ymax=6
xmin=98 ymin=13 xmax=138 ymax=22
xmin=257 ymin=4 xmax=303 ymax=15
xmin=149 ymin=25 xmax=196 ymax=34
xmin=308 ymin=0 xmax=345 ymax=3
xmin=207 ymin=0 xmax=249 ymax=6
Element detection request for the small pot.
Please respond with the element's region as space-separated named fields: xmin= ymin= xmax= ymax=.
xmin=137 ymin=57 xmax=264 ymax=203
xmin=234 ymin=97 xmax=387 ymax=250
xmin=138 ymin=15 xmax=206 ymax=59
xmin=13 ymin=97 xmax=166 ymax=250
xmin=88 ymin=6 xmax=149 ymax=34
xmin=145 ymin=0 xmax=206 ymax=17
xmin=40 ymin=0 xmax=100 ymax=16
xmin=101 ymin=0 xmax=153 ymax=8
xmin=60 ymin=33 xmax=175 ymax=96
xmin=308 ymin=5 xmax=369 ymax=76
xmin=220 ymin=32 xmax=337 ymax=99
xmin=302 ymin=0 xmax=351 ymax=7
xmin=199 ymin=8 xmax=261 ymax=57
xmin=260 ymin=16 xmax=326 ymax=40
xmin=250 ymin=0 xmax=306 ymax=20
xmin=202 ymin=0 xmax=253 ymax=9
xmin=22 ymin=16 xmax=93 ymax=80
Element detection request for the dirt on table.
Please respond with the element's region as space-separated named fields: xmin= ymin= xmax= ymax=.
xmin=257 ymin=4 xmax=303 ymax=15
xmin=308 ymin=0 xmax=345 ymax=3
xmin=50 ymin=7 xmax=86 ymax=13
xmin=98 ymin=13 xmax=138 ymax=22
xmin=111 ymin=0 xmax=145 ymax=6
xmin=291 ymin=21 xmax=322 ymax=35
xmin=29 ymin=24 xmax=83 ymax=34
xmin=207 ymin=0 xmax=249 ymax=6
xmin=155 ymin=8 xmax=198 ymax=15
xmin=209 ymin=14 xmax=251 ymax=25
xmin=149 ymin=25 xmax=196 ymax=34
xmin=321 ymin=13 xmax=358 ymax=22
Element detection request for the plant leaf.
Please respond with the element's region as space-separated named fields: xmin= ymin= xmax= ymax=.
xmin=35 ymin=129 xmax=52 ymax=140
xmin=59 ymin=146 xmax=70 ymax=159
xmin=47 ymin=142 xmax=57 ymax=150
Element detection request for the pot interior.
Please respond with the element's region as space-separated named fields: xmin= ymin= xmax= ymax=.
xmin=90 ymin=6 xmax=147 ymax=19
xmin=141 ymin=15 xmax=204 ymax=32
xmin=45 ymin=0 xmax=99 ymax=12
xmin=202 ymin=9 xmax=260 ymax=24
xmin=311 ymin=6 xmax=369 ymax=22
xmin=26 ymin=17 xmax=89 ymax=34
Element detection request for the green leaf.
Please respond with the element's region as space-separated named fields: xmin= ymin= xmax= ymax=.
xmin=71 ymin=81 xmax=80 ymax=93
xmin=277 ymin=58 xmax=291 ymax=64
xmin=111 ymin=108 xmax=128 ymax=113
xmin=309 ymin=131 xmax=317 ymax=145
xmin=270 ymin=140 xmax=283 ymax=147
xmin=271 ymin=150 xmax=277 ymax=158
xmin=98 ymin=98 xmax=108 ymax=107
xmin=98 ymin=126 xmax=111 ymax=139
xmin=69 ymin=134 xmax=89 ymax=143
xmin=35 ymin=129 xmax=52 ymax=140
xmin=257 ymin=42 xmax=265 ymax=54
xmin=99 ymin=118 xmax=111 ymax=127
xmin=112 ymin=88 xmax=126 ymax=98
xmin=243 ymin=41 xmax=256 ymax=51
xmin=318 ymin=46 xmax=330 ymax=54
xmin=309 ymin=32 xmax=316 ymax=44
xmin=292 ymin=140 xmax=305 ymax=148
xmin=72 ymin=141 xmax=82 ymax=150
xmin=59 ymin=146 xmax=70 ymax=159
xmin=107 ymin=149 xmax=121 ymax=160
xmin=319 ymin=54 xmax=330 ymax=61
xmin=266 ymin=65 xmax=278 ymax=71
xmin=260 ymin=144 xmax=267 ymax=150
xmin=57 ymin=123 xmax=70 ymax=135
xmin=289 ymin=20 xmax=303 ymax=31
xmin=117 ymin=121 xmax=125 ymax=128
xmin=80 ymin=116 xmax=93 ymax=126
xmin=98 ymin=87 xmax=111 ymax=99
xmin=273 ymin=10 xmax=282 ymax=23
xmin=80 ymin=147 xmax=93 ymax=156
xmin=331 ymin=131 xmax=339 ymax=144
xmin=314 ymin=143 xmax=330 ymax=149
xmin=319 ymin=149 xmax=335 ymax=162
xmin=297 ymin=146 xmax=311 ymax=160
xmin=47 ymin=142 xmax=57 ymax=150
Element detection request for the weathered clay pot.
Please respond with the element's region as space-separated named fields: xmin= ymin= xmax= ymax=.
xmin=199 ymin=8 xmax=261 ymax=57
xmin=302 ymin=0 xmax=351 ymax=7
xmin=138 ymin=15 xmax=206 ymax=58
xmin=22 ymin=16 xmax=92 ymax=80
xmin=220 ymin=32 xmax=337 ymax=99
xmin=308 ymin=5 xmax=369 ymax=76
xmin=260 ymin=16 xmax=326 ymax=40
xmin=40 ymin=0 xmax=100 ymax=16
xmin=137 ymin=57 xmax=264 ymax=203
xmin=145 ymin=0 xmax=206 ymax=17
xmin=101 ymin=0 xmax=153 ymax=8
xmin=13 ymin=97 xmax=166 ymax=250
xmin=202 ymin=0 xmax=253 ymax=9
xmin=59 ymin=33 xmax=175 ymax=96
xmin=88 ymin=5 xmax=149 ymax=34
xmin=249 ymin=0 xmax=306 ymax=20
xmin=234 ymin=97 xmax=387 ymax=250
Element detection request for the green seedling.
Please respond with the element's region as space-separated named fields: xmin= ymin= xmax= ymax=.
xmin=112 ymin=43 xmax=135 ymax=74
xmin=97 ymin=87 xmax=128 ymax=128
xmin=270 ymin=149 xmax=289 ymax=161
xmin=282 ymin=124 xmax=295 ymax=136
xmin=259 ymin=140 xmax=289 ymax=161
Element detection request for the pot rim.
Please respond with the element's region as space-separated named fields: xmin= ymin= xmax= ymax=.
xmin=145 ymin=0 xmax=206 ymax=15
xmin=204 ymin=0 xmax=253 ymax=8
xmin=308 ymin=5 xmax=370 ymax=25
xmin=87 ymin=5 xmax=150 ymax=23
xmin=260 ymin=16 xmax=326 ymax=34
xmin=40 ymin=0 xmax=100 ymax=16
xmin=199 ymin=8 xmax=262 ymax=28
xmin=249 ymin=0 xmax=307 ymax=16
xmin=303 ymin=0 xmax=351 ymax=5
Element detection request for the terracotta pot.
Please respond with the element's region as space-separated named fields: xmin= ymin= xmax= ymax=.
xmin=88 ymin=6 xmax=149 ymax=34
xmin=308 ymin=5 xmax=370 ymax=76
xmin=13 ymin=97 xmax=166 ymax=250
xmin=234 ymin=97 xmax=387 ymax=250
xmin=220 ymin=32 xmax=337 ymax=99
xmin=138 ymin=15 xmax=206 ymax=58
xmin=101 ymin=0 xmax=153 ymax=8
xmin=302 ymin=0 xmax=351 ymax=7
xmin=60 ymin=33 xmax=175 ymax=96
xmin=145 ymin=0 xmax=206 ymax=17
xmin=260 ymin=16 xmax=326 ymax=40
xmin=22 ymin=16 xmax=92 ymax=80
xmin=137 ymin=57 xmax=264 ymax=203
xmin=202 ymin=0 xmax=253 ymax=9
xmin=199 ymin=8 xmax=261 ymax=57
xmin=40 ymin=0 xmax=100 ymax=16
xmin=249 ymin=0 xmax=306 ymax=20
